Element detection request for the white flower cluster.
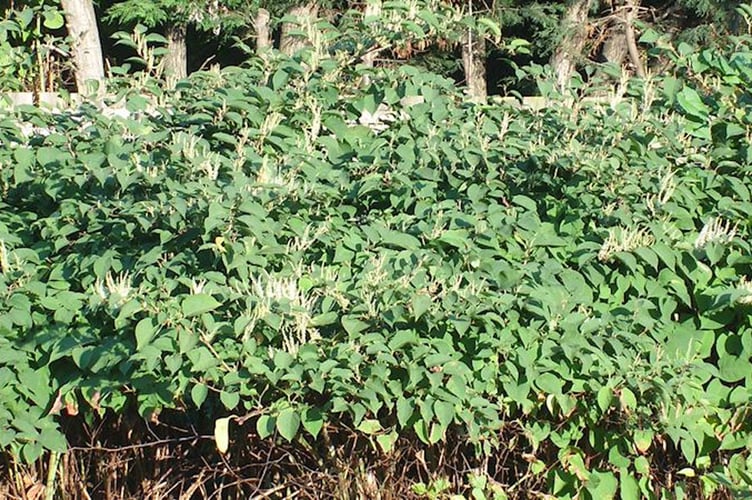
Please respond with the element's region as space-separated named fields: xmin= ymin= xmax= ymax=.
xmin=349 ymin=103 xmax=405 ymax=134
xmin=598 ymin=226 xmax=654 ymax=262
xmin=694 ymin=217 xmax=737 ymax=249
xmin=737 ymin=277 xmax=752 ymax=305
xmin=94 ymin=271 xmax=133 ymax=306
xmin=249 ymin=271 xmax=319 ymax=355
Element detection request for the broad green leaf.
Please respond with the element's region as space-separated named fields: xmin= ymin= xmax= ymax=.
xmin=396 ymin=397 xmax=414 ymax=427
xmin=13 ymin=148 xmax=34 ymax=182
xmin=220 ymin=390 xmax=239 ymax=410
xmin=433 ymin=401 xmax=454 ymax=428
xmin=437 ymin=229 xmax=469 ymax=250
xmin=357 ymin=419 xmax=382 ymax=435
xmin=256 ymin=415 xmax=275 ymax=439
xmin=42 ymin=11 xmax=65 ymax=29
xmin=310 ymin=311 xmax=338 ymax=326
xmin=376 ymin=430 xmax=398 ymax=454
xmin=191 ymin=383 xmax=208 ymax=408
xmin=342 ymin=315 xmax=369 ymax=336
xmin=586 ymin=470 xmax=618 ymax=499
xmin=39 ymin=427 xmax=67 ymax=453
xmin=276 ymin=408 xmax=300 ymax=442
xmin=633 ymin=429 xmax=653 ymax=453
xmin=301 ymin=407 xmax=324 ymax=438
xmin=388 ymin=330 xmax=417 ymax=351
xmin=379 ymin=228 xmax=420 ymax=250
xmin=535 ymin=373 xmax=563 ymax=395
xmin=182 ymin=294 xmax=221 ymax=318
xmin=676 ymin=87 xmax=710 ymax=119
xmin=413 ymin=418 xmax=429 ymax=444
xmin=411 ymin=293 xmax=431 ymax=320
xmin=135 ymin=317 xmax=159 ymax=351
xmin=597 ymin=386 xmax=612 ymax=413
xmin=680 ymin=437 xmax=696 ymax=464
xmin=619 ymin=470 xmax=640 ymax=500
xmin=620 ymin=388 xmax=637 ymax=412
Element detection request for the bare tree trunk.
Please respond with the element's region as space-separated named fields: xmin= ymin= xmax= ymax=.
xmin=254 ymin=8 xmax=272 ymax=53
xmin=550 ymin=0 xmax=593 ymax=92
xmin=623 ymin=0 xmax=645 ymax=77
xmin=462 ymin=28 xmax=487 ymax=102
xmin=279 ymin=3 xmax=320 ymax=55
xmin=164 ymin=23 xmax=187 ymax=79
xmin=362 ymin=0 xmax=382 ymax=68
xmin=60 ymin=0 xmax=104 ymax=95
xmin=601 ymin=24 xmax=628 ymax=65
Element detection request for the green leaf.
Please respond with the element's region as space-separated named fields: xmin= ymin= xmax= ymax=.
xmin=342 ymin=315 xmax=369 ymax=336
xmin=13 ymin=148 xmax=34 ymax=182
xmin=115 ymin=299 xmax=142 ymax=329
xmin=39 ymin=427 xmax=67 ymax=453
xmin=213 ymin=132 xmax=237 ymax=146
xmin=433 ymin=401 xmax=454 ymax=428
xmin=388 ymin=330 xmax=417 ymax=351
xmin=376 ymin=431 xmax=398 ymax=453
xmin=412 ymin=293 xmax=432 ymax=320
xmin=587 ymin=470 xmax=618 ymax=499
xmin=42 ymin=11 xmax=65 ymax=29
xmin=256 ymin=415 xmax=275 ymax=439
xmin=437 ymin=229 xmax=470 ymax=250
xmin=535 ymin=373 xmax=563 ymax=395
xmin=220 ymin=390 xmax=239 ymax=410
xmin=680 ymin=437 xmax=696 ymax=464
xmin=397 ymin=397 xmax=414 ymax=427
xmin=633 ymin=429 xmax=653 ymax=454
xmin=357 ymin=419 xmax=383 ymax=435
xmin=191 ymin=383 xmax=208 ymax=408
xmin=134 ymin=317 xmax=159 ymax=351
xmin=413 ymin=418 xmax=430 ymax=444
xmin=379 ymin=228 xmax=420 ymax=250
xmin=619 ymin=470 xmax=640 ymax=500
xmin=477 ymin=17 xmax=501 ymax=39
xmin=512 ymin=195 xmax=537 ymax=212
xmin=620 ymin=388 xmax=637 ymax=412
xmin=310 ymin=311 xmax=338 ymax=326
xmin=597 ymin=386 xmax=612 ymax=413
xmin=676 ymin=87 xmax=710 ymax=119
xmin=301 ymin=407 xmax=324 ymax=438
xmin=276 ymin=408 xmax=300 ymax=442
xmin=182 ymin=294 xmax=221 ymax=318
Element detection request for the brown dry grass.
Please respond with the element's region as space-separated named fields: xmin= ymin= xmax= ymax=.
xmin=0 ymin=410 xmax=736 ymax=499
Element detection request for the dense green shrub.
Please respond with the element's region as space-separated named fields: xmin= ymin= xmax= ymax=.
xmin=1 ymin=35 xmax=751 ymax=497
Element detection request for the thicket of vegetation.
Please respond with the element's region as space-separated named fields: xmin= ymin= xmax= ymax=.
xmin=1 ymin=0 xmax=747 ymax=99
xmin=1 ymin=1 xmax=752 ymax=499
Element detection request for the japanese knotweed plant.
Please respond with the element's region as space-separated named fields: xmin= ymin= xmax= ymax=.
xmin=0 ymin=30 xmax=751 ymax=498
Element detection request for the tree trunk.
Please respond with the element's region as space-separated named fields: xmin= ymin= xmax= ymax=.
xmin=60 ymin=0 xmax=104 ymax=95
xmin=623 ymin=0 xmax=645 ymax=78
xmin=601 ymin=24 xmax=628 ymax=66
xmin=462 ymin=28 xmax=487 ymax=102
xmin=362 ymin=0 xmax=382 ymax=68
xmin=164 ymin=23 xmax=187 ymax=80
xmin=254 ymin=8 xmax=272 ymax=53
xmin=279 ymin=3 xmax=320 ymax=55
xmin=550 ymin=0 xmax=593 ymax=92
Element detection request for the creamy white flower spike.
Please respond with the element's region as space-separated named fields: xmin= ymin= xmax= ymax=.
xmin=249 ymin=271 xmax=319 ymax=355
xmin=738 ymin=277 xmax=752 ymax=305
xmin=598 ymin=226 xmax=654 ymax=263
xmin=94 ymin=271 xmax=132 ymax=305
xmin=694 ymin=217 xmax=737 ymax=249
xmin=0 ymin=240 xmax=9 ymax=275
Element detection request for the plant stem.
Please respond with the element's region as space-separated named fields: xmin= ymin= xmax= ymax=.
xmin=45 ymin=451 xmax=60 ymax=500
